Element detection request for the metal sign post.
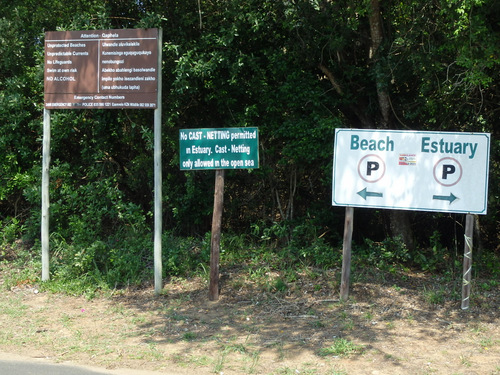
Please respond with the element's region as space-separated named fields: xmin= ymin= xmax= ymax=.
xmin=153 ymin=29 xmax=163 ymax=294
xmin=461 ymin=214 xmax=474 ymax=310
xmin=41 ymin=109 xmax=51 ymax=281
xmin=42 ymin=29 xmax=162 ymax=292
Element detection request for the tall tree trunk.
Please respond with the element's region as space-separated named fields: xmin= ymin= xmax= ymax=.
xmin=369 ymin=0 xmax=390 ymax=128
xmin=388 ymin=210 xmax=415 ymax=252
xmin=320 ymin=0 xmax=416 ymax=249
xmin=368 ymin=0 xmax=415 ymax=250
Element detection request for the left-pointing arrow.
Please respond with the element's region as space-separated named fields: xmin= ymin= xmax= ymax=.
xmin=357 ymin=188 xmax=383 ymax=200
xmin=432 ymin=193 xmax=458 ymax=204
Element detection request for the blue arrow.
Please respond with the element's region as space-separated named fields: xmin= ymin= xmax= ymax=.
xmin=432 ymin=193 xmax=458 ymax=204
xmin=357 ymin=188 xmax=383 ymax=200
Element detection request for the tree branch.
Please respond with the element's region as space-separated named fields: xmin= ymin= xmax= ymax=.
xmin=318 ymin=63 xmax=343 ymax=95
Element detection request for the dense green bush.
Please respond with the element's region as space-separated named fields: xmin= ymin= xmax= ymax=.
xmin=0 ymin=0 xmax=498 ymax=294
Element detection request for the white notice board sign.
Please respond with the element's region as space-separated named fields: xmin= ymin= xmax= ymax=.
xmin=332 ymin=129 xmax=491 ymax=214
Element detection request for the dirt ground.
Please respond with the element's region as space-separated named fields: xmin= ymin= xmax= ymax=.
xmin=0 ymin=268 xmax=499 ymax=375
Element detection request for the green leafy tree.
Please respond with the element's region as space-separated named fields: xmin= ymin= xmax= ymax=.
xmin=0 ymin=0 xmax=498 ymax=284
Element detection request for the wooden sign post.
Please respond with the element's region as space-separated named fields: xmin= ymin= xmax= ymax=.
xmin=179 ymin=128 xmax=259 ymax=301
xmin=340 ymin=207 xmax=354 ymax=300
xmin=333 ymin=129 xmax=490 ymax=307
xmin=209 ymin=170 xmax=225 ymax=301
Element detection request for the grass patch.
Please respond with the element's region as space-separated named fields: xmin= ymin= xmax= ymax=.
xmin=318 ymin=338 xmax=364 ymax=357
xmin=182 ymin=331 xmax=198 ymax=341
xmin=422 ymin=285 xmax=446 ymax=305
xmin=0 ymin=296 xmax=28 ymax=318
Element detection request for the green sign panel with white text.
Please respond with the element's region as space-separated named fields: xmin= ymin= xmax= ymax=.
xmin=179 ymin=127 xmax=259 ymax=170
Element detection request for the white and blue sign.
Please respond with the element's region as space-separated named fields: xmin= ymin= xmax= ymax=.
xmin=332 ymin=129 xmax=491 ymax=214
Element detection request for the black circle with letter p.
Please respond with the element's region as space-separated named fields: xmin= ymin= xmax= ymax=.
xmin=358 ymin=154 xmax=385 ymax=183
xmin=433 ymin=157 xmax=463 ymax=187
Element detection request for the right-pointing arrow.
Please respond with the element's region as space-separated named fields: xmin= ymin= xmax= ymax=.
xmin=433 ymin=193 xmax=458 ymax=204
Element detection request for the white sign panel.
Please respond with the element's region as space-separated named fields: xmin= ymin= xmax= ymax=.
xmin=332 ymin=129 xmax=490 ymax=214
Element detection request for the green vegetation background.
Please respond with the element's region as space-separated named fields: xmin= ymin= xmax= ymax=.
xmin=0 ymin=0 xmax=499 ymax=293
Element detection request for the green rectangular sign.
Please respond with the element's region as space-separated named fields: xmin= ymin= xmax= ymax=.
xmin=179 ymin=127 xmax=259 ymax=170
